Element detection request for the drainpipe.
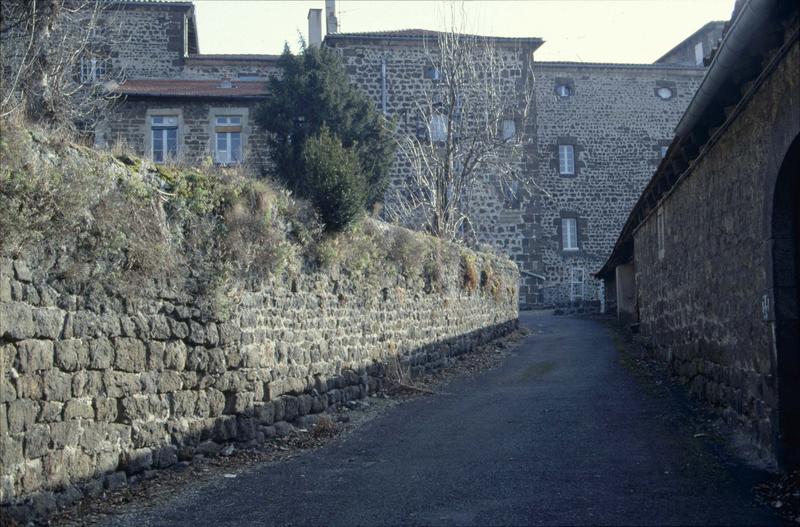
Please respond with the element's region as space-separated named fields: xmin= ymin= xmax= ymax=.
xmin=674 ymin=0 xmax=776 ymax=138
xmin=381 ymin=56 xmax=388 ymax=115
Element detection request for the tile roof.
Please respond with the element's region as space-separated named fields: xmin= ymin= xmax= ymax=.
xmin=326 ymin=29 xmax=543 ymax=47
xmin=111 ymin=79 xmax=269 ymax=98
xmin=185 ymin=54 xmax=281 ymax=62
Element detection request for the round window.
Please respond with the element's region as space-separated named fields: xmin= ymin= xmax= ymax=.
xmin=656 ymin=87 xmax=673 ymax=99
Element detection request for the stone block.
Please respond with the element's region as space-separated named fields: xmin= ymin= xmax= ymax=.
xmin=8 ymin=398 xmax=38 ymax=432
xmin=156 ymin=370 xmax=183 ymax=393
xmin=104 ymin=471 xmax=127 ymax=490
xmin=153 ymin=445 xmax=178 ymax=468
xmin=63 ymin=399 xmax=94 ymax=420
xmin=39 ymin=401 xmax=63 ymax=423
xmin=54 ymin=339 xmax=87 ymax=371
xmin=297 ymin=394 xmax=313 ymax=416
xmin=212 ymin=416 xmax=237 ymax=442
xmin=31 ymin=308 xmax=65 ymax=340
xmin=149 ymin=315 xmax=171 ymax=340
xmin=132 ymin=422 xmax=168 ymax=448
xmin=282 ymin=396 xmax=299 ymax=422
xmin=254 ymin=402 xmax=275 ymax=426
xmin=164 ymin=340 xmax=187 ymax=371
xmin=24 ymin=425 xmax=50 ymax=459
xmin=42 ymin=370 xmax=73 ymax=401
xmin=121 ymin=448 xmax=153 ymax=475
xmin=114 ymin=338 xmax=147 ymax=372
xmin=13 ymin=261 xmax=32 ymax=282
xmin=168 ymin=319 xmax=189 ymax=339
xmin=88 ymin=337 xmax=114 ymax=370
xmin=94 ymin=397 xmax=118 ymax=422
xmin=21 ymin=459 xmax=43 ymax=493
xmin=50 ymin=421 xmax=81 ymax=449
xmin=103 ymin=370 xmax=140 ymax=398
xmin=14 ymin=374 xmax=43 ymax=399
xmin=16 ymin=340 xmax=54 ymax=372
xmin=146 ymin=341 xmax=165 ymax=370
xmin=196 ymin=440 xmax=221 ymax=457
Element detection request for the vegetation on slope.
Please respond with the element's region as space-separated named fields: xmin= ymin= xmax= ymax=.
xmin=0 ymin=122 xmax=514 ymax=318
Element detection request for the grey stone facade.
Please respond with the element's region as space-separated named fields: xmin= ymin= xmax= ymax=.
xmin=598 ymin=4 xmax=799 ymax=466
xmin=0 ymin=245 xmax=518 ymax=516
xmin=326 ymin=30 xmax=708 ymax=307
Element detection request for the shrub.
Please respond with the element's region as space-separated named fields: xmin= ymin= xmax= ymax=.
xmin=256 ymin=44 xmax=395 ymax=209
xmin=302 ymin=126 xmax=367 ymax=232
xmin=462 ymin=253 xmax=479 ymax=292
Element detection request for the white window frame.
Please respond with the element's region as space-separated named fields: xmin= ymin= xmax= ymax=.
xmin=150 ymin=115 xmax=179 ymax=164
xmin=562 ymin=218 xmax=579 ymax=251
xmin=569 ymin=267 xmax=585 ymax=304
xmin=694 ymin=42 xmax=704 ymax=66
xmin=559 ymin=144 xmax=575 ymax=175
xmin=430 ymin=114 xmax=447 ymax=143
xmin=214 ymin=115 xmax=243 ymax=165
xmin=501 ymin=119 xmax=516 ymax=142
xmin=80 ymin=57 xmax=107 ymax=83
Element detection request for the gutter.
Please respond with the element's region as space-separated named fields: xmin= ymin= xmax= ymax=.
xmin=674 ymin=0 xmax=776 ymax=137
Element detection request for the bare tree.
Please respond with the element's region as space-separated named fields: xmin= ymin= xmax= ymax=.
xmin=385 ymin=6 xmax=536 ymax=242
xmin=0 ymin=0 xmax=124 ymax=132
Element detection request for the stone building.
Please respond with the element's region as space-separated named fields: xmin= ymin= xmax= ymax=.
xmin=94 ymin=0 xmax=720 ymax=308
xmin=94 ymin=2 xmax=278 ymax=173
xmin=325 ymin=28 xmax=709 ymax=306
xmin=597 ymin=0 xmax=799 ymax=466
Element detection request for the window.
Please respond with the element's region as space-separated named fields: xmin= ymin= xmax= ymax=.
xmin=430 ymin=114 xmax=447 ymax=143
xmin=562 ymin=218 xmax=578 ymax=251
xmin=151 ymin=116 xmax=178 ymax=163
xmin=558 ymin=144 xmax=575 ymax=175
xmin=237 ymin=72 xmax=260 ymax=81
xmin=660 ymin=145 xmax=669 ymax=158
xmin=556 ymin=84 xmax=572 ymax=97
xmin=694 ymin=42 xmax=704 ymax=66
xmin=501 ymin=119 xmax=516 ymax=142
xmin=569 ymin=267 xmax=585 ymax=303
xmin=214 ymin=115 xmax=242 ymax=164
xmin=80 ymin=57 xmax=107 ymax=83
xmin=657 ymin=206 xmax=666 ymax=259
xmin=424 ymin=66 xmax=441 ymax=81
xmin=656 ymin=87 xmax=673 ymax=100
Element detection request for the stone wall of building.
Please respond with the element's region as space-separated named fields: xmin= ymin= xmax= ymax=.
xmin=101 ymin=97 xmax=269 ymax=173
xmin=632 ymin=37 xmax=800 ymax=461
xmin=531 ymin=62 xmax=705 ymax=306
xmin=102 ymin=4 xmax=192 ymax=80
xmin=0 ymin=244 xmax=519 ymax=516
xmin=181 ymin=57 xmax=280 ymax=80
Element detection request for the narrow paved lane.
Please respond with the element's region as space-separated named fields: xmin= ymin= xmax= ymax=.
xmin=108 ymin=312 xmax=782 ymax=526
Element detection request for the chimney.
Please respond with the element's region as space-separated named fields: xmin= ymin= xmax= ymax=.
xmin=325 ymin=0 xmax=338 ymax=35
xmin=308 ymin=8 xmax=322 ymax=47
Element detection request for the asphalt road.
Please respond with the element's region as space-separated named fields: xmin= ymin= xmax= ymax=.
xmin=107 ymin=312 xmax=783 ymax=526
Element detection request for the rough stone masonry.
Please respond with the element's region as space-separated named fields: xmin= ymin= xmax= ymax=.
xmin=0 ymin=247 xmax=518 ymax=518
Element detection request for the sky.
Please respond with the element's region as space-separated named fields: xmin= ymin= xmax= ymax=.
xmin=192 ymin=0 xmax=736 ymax=63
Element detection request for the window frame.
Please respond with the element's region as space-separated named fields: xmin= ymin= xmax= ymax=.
xmin=80 ymin=57 xmax=107 ymax=84
xmin=150 ymin=115 xmax=179 ymax=164
xmin=558 ymin=144 xmax=576 ymax=176
xmin=561 ymin=217 xmax=579 ymax=252
xmin=429 ymin=113 xmax=448 ymax=143
xmin=694 ymin=42 xmax=704 ymax=66
xmin=214 ymin=115 xmax=243 ymax=165
xmin=501 ymin=119 xmax=517 ymax=142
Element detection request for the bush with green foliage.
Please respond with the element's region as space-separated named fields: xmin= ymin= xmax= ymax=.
xmin=302 ymin=126 xmax=367 ymax=231
xmin=256 ymin=44 xmax=395 ymax=209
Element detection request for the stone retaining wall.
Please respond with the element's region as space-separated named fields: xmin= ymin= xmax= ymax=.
xmin=0 ymin=251 xmax=518 ymax=518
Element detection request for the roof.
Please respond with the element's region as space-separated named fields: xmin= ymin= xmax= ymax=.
xmin=111 ymin=79 xmax=269 ymax=98
xmin=185 ymin=54 xmax=281 ymax=62
xmin=535 ymin=61 xmax=706 ymax=71
xmin=654 ymin=21 xmax=727 ymax=64
xmin=325 ymin=29 xmax=544 ymax=49
xmin=596 ymin=0 xmax=797 ymax=279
